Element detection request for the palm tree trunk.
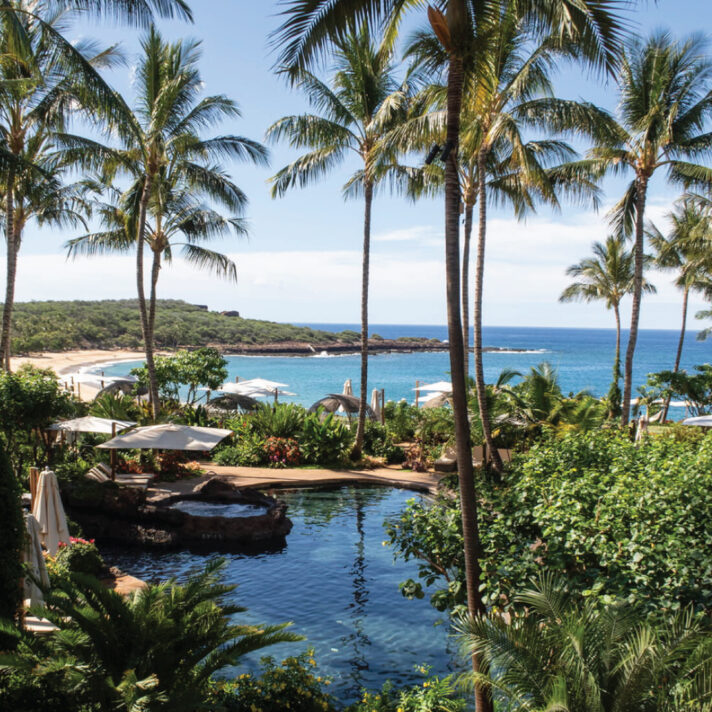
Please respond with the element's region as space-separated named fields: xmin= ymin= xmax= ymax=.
xmin=461 ymin=201 xmax=473 ymax=381
xmin=136 ymin=175 xmax=159 ymax=420
xmin=352 ymin=179 xmax=373 ymax=459
xmin=1 ymin=172 xmax=16 ymax=371
xmin=607 ymin=303 xmax=622 ymax=419
xmin=148 ymin=245 xmax=161 ymax=382
xmin=474 ymin=149 xmax=503 ymax=474
xmin=445 ymin=46 xmax=491 ymax=712
xmin=660 ymin=285 xmax=689 ymax=421
xmin=621 ymin=175 xmax=648 ymax=426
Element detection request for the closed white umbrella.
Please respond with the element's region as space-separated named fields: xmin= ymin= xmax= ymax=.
xmin=98 ymin=423 xmax=232 ymax=451
xmin=23 ymin=513 xmax=50 ymax=607
xmin=370 ymin=388 xmax=381 ymax=419
xmin=343 ymin=379 xmax=353 ymax=396
xmin=47 ymin=416 xmax=136 ymax=434
xmin=32 ymin=470 xmax=70 ymax=556
xmin=682 ymin=415 xmax=712 ymax=427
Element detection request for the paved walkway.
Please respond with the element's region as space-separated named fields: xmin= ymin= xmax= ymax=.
xmin=147 ymin=462 xmax=444 ymax=501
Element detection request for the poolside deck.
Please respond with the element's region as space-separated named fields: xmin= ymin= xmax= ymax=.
xmin=147 ymin=463 xmax=445 ymax=501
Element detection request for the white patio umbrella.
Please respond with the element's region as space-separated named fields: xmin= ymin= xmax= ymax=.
xmin=342 ymin=379 xmax=353 ymax=396
xmin=682 ymin=415 xmax=712 ymax=427
xmin=47 ymin=416 xmax=136 ymax=434
xmin=98 ymin=423 xmax=232 ymax=451
xmin=32 ymin=470 xmax=71 ymax=556
xmin=23 ymin=513 xmax=50 ymax=607
xmin=414 ymin=380 xmax=452 ymax=393
xmin=217 ymin=379 xmax=295 ymax=400
xmin=370 ymin=388 xmax=381 ymax=418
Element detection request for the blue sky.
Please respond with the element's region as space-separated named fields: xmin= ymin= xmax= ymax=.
xmin=11 ymin=0 xmax=712 ymax=331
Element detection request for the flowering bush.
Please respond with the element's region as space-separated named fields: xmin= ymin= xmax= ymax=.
xmin=263 ymin=437 xmax=300 ymax=468
xmin=346 ymin=669 xmax=465 ymax=712
xmin=46 ymin=537 xmax=104 ymax=583
xmin=155 ymin=451 xmax=205 ymax=481
xmin=209 ymin=649 xmax=334 ymax=712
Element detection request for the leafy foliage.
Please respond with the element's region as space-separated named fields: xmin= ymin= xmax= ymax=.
xmin=250 ymin=403 xmax=306 ymax=440
xmin=8 ymin=299 xmax=356 ymax=353
xmin=263 ymin=437 xmax=301 ymax=468
xmin=0 ymin=560 xmax=301 ymax=711
xmin=131 ymin=347 xmax=227 ymax=404
xmin=0 ymin=444 xmax=22 ymax=632
xmin=47 ymin=537 xmax=104 ymax=583
xmin=300 ymin=412 xmax=352 ymax=466
xmin=388 ymin=430 xmax=712 ymax=616
xmin=644 ymin=365 xmax=712 ymax=416
xmin=209 ymin=649 xmax=335 ymax=712
xmin=458 ymin=575 xmax=712 ymax=711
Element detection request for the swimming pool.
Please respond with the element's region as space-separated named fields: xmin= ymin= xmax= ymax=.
xmin=102 ymin=485 xmax=457 ymax=702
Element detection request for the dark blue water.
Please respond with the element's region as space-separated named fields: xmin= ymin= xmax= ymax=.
xmin=96 ymin=325 xmax=710 ymax=418
xmin=103 ymin=486 xmax=455 ymax=701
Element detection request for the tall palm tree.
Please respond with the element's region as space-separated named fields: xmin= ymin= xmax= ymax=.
xmin=577 ymin=32 xmax=712 ymax=425
xmin=648 ymin=200 xmax=712 ymax=421
xmin=0 ymin=0 xmax=193 ymax=369
xmin=272 ymin=3 xmax=629 ymax=708
xmin=401 ymin=14 xmax=602 ymax=470
xmin=266 ymin=26 xmax=416 ymax=459
xmin=560 ymin=236 xmax=655 ymax=418
xmin=458 ymin=574 xmax=712 ymax=711
xmin=63 ymin=27 xmax=268 ymax=418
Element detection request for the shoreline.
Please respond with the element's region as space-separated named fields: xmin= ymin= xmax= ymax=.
xmin=11 ymin=342 xmax=540 ymax=376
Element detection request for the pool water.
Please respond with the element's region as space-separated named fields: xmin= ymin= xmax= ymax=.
xmin=170 ymin=499 xmax=267 ymax=518
xmin=102 ymin=486 xmax=457 ymax=701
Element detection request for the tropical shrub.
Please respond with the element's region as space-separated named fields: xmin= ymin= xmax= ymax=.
xmin=383 ymin=401 xmax=419 ymax=442
xmin=347 ymin=671 xmax=465 ymax=712
xmin=0 ymin=560 xmax=301 ymax=711
xmin=131 ymin=347 xmax=228 ymax=405
xmin=362 ymin=421 xmax=405 ymax=464
xmin=154 ymin=452 xmax=204 ymax=481
xmin=251 ymin=403 xmax=305 ymax=440
xmin=89 ymin=392 xmax=141 ymax=422
xmin=263 ymin=437 xmax=301 ymax=468
xmin=214 ymin=437 xmax=267 ymax=467
xmin=0 ymin=366 xmax=79 ymax=475
xmin=209 ymin=649 xmax=334 ymax=712
xmin=458 ymin=575 xmax=712 ymax=711
xmin=47 ymin=537 xmax=104 ymax=582
xmin=300 ymin=413 xmax=352 ymax=465
xmin=387 ymin=430 xmax=712 ymax=616
xmin=0 ymin=444 xmax=22 ymax=633
xmin=644 ymin=364 xmax=712 ymax=416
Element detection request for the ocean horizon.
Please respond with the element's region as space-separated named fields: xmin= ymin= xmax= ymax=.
xmin=95 ymin=323 xmax=711 ymax=418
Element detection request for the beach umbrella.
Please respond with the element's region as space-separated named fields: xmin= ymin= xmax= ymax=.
xmin=370 ymin=388 xmax=381 ymax=419
xmin=47 ymin=416 xmax=136 ymax=434
xmin=682 ymin=415 xmax=712 ymax=427
xmin=421 ymin=392 xmax=451 ymax=409
xmin=342 ymin=379 xmax=353 ymax=396
xmin=414 ymin=380 xmax=452 ymax=393
xmin=98 ymin=423 xmax=232 ymax=451
xmin=32 ymin=470 xmax=71 ymax=556
xmin=308 ymin=394 xmax=377 ymax=420
xmin=23 ymin=513 xmax=50 ymax=607
xmin=205 ymin=393 xmax=260 ymax=413
xmin=216 ymin=379 xmax=295 ymax=401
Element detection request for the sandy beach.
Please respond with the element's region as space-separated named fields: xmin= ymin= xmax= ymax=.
xmin=11 ymin=349 xmax=148 ymax=375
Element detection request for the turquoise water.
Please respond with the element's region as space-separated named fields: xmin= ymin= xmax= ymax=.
xmin=96 ymin=324 xmax=710 ymax=418
xmin=102 ymin=486 xmax=456 ymax=701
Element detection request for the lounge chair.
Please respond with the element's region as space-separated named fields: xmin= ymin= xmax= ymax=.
xmin=86 ymin=464 xmax=154 ymax=490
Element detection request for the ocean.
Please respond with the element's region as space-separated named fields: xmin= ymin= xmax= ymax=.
xmin=95 ymin=324 xmax=711 ymax=419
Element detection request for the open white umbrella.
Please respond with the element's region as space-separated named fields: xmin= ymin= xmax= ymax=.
xmin=32 ymin=470 xmax=70 ymax=556
xmin=217 ymin=380 xmax=295 ymax=399
xmin=23 ymin=513 xmax=50 ymax=607
xmin=98 ymin=423 xmax=232 ymax=451
xmin=47 ymin=416 xmax=135 ymax=434
xmin=682 ymin=415 xmax=712 ymax=427
xmin=414 ymin=380 xmax=452 ymax=393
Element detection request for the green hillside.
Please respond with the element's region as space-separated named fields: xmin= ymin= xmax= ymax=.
xmin=8 ymin=300 xmax=355 ymax=353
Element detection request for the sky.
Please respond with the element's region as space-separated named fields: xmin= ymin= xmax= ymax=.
xmin=9 ymin=0 xmax=712 ymax=330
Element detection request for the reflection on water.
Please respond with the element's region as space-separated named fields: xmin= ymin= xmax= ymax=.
xmin=170 ymin=500 xmax=267 ymax=518
xmin=103 ymin=486 xmax=456 ymax=701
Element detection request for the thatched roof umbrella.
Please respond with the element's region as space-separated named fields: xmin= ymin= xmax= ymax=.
xmin=308 ymin=394 xmax=377 ymax=421
xmin=206 ymin=393 xmax=260 ymax=413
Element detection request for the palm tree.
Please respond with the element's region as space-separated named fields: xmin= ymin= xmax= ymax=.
xmin=267 ymin=26 xmax=416 ymax=459
xmin=63 ymin=27 xmax=268 ymax=418
xmin=458 ymin=574 xmax=712 ymax=711
xmin=272 ymin=3 xmax=629 ymax=708
xmin=0 ymin=560 xmax=300 ymax=711
xmin=0 ymin=0 xmax=193 ymax=370
xmin=578 ymin=32 xmax=712 ymax=425
xmin=648 ymin=200 xmax=712 ymax=421
xmin=560 ymin=236 xmax=655 ymax=418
